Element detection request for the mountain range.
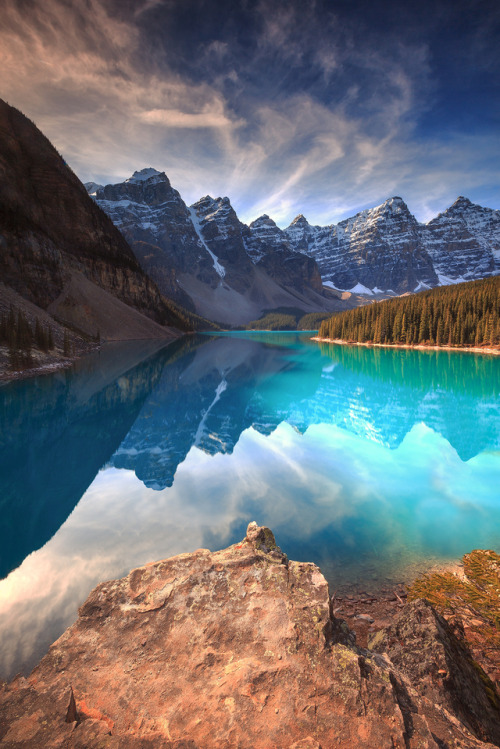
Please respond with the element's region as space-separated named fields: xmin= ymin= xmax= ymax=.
xmin=86 ymin=169 xmax=344 ymax=326
xmin=87 ymin=170 xmax=500 ymax=325
xmin=0 ymin=96 xmax=498 ymax=377
xmin=284 ymin=195 xmax=500 ymax=294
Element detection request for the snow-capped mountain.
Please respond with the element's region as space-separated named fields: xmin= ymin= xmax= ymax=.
xmin=87 ymin=171 xmax=499 ymax=315
xmin=87 ymin=170 xmax=345 ymax=325
xmin=87 ymin=168 xmax=219 ymax=309
xmin=422 ymin=197 xmax=500 ymax=285
xmin=245 ymin=215 xmax=323 ymax=293
xmin=283 ymin=196 xmax=499 ymax=294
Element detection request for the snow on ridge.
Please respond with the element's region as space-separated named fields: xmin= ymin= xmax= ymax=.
xmin=437 ymin=273 xmax=468 ymax=286
xmin=188 ymin=206 xmax=226 ymax=278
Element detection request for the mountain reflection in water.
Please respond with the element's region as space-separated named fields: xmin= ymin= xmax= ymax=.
xmin=0 ymin=332 xmax=498 ymax=679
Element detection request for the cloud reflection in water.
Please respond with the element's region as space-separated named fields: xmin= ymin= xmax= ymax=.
xmin=0 ymin=416 xmax=498 ymax=680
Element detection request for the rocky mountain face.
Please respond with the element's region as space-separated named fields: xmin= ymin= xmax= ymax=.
xmin=189 ymin=194 xmax=255 ymax=294
xmin=88 ymin=173 xmax=346 ymax=326
xmin=284 ymin=196 xmax=500 ymax=294
xmin=246 ymin=214 xmax=323 ymax=293
xmin=423 ymin=197 xmax=500 ymax=283
xmin=0 ymin=100 xmax=183 ymax=347
xmin=88 ymin=169 xmax=219 ymax=309
xmin=91 ymin=167 xmax=498 ymax=311
xmin=1 ymin=523 xmax=499 ymax=748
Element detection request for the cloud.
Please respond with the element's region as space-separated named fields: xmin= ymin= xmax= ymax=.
xmin=0 ymin=0 xmax=497 ymax=227
xmin=140 ymin=105 xmax=240 ymax=130
xmin=134 ymin=0 xmax=166 ymax=17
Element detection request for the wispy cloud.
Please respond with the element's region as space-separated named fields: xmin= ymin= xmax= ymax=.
xmin=0 ymin=0 xmax=498 ymax=226
xmin=140 ymin=105 xmax=240 ymax=130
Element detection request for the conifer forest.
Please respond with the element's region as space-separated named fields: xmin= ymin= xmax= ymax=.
xmin=318 ymin=276 xmax=499 ymax=348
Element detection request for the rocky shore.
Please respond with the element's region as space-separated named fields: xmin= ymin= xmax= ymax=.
xmin=1 ymin=524 xmax=499 ymax=748
xmin=311 ymin=337 xmax=500 ymax=356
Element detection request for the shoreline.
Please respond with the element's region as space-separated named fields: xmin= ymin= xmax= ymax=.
xmin=333 ymin=557 xmax=465 ymax=648
xmin=0 ymin=357 xmax=79 ymax=384
xmin=311 ymin=336 xmax=500 ymax=356
xmin=0 ymin=341 xmax=100 ymax=385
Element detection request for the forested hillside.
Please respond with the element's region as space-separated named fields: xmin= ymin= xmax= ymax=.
xmin=318 ymin=276 xmax=499 ymax=348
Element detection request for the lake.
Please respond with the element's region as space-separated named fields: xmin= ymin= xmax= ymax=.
xmin=0 ymin=331 xmax=499 ymax=679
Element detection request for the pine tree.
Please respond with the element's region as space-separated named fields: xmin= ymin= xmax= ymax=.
xmin=63 ymin=330 xmax=71 ymax=356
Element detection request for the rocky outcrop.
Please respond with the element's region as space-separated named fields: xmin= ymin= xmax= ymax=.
xmin=0 ymin=100 xmax=182 ymax=343
xmin=284 ymin=197 xmax=500 ymax=294
xmin=1 ymin=524 xmax=498 ymax=748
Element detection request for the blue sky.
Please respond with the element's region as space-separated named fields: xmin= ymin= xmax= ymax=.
xmin=1 ymin=0 xmax=499 ymax=225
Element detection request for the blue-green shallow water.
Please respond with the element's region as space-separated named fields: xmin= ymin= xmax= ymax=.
xmin=0 ymin=332 xmax=499 ymax=679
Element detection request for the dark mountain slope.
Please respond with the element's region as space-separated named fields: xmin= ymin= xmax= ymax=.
xmin=0 ymin=99 xmax=187 ymax=340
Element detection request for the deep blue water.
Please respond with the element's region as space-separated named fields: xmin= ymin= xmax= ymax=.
xmin=0 ymin=332 xmax=499 ymax=679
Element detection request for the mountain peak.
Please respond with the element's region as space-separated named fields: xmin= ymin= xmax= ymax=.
xmin=84 ymin=181 xmax=103 ymax=196
xmin=290 ymin=214 xmax=310 ymax=227
xmin=381 ymin=196 xmax=409 ymax=211
xmin=250 ymin=214 xmax=279 ymax=229
xmin=450 ymin=196 xmax=473 ymax=210
xmin=126 ymin=168 xmax=165 ymax=184
xmin=193 ymin=195 xmax=216 ymax=208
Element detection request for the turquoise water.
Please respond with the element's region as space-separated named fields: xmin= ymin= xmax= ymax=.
xmin=0 ymin=332 xmax=499 ymax=678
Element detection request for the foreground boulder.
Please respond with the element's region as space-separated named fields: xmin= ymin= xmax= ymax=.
xmin=0 ymin=524 xmax=498 ymax=748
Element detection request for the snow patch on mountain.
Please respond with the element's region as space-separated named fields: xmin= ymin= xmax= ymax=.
xmin=349 ymin=283 xmax=373 ymax=295
xmin=188 ymin=206 xmax=226 ymax=278
xmin=436 ymin=274 xmax=468 ymax=286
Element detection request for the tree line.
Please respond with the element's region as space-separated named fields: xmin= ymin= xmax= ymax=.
xmin=318 ymin=276 xmax=499 ymax=348
xmin=0 ymin=306 xmax=58 ymax=369
xmin=246 ymin=308 xmax=332 ymax=331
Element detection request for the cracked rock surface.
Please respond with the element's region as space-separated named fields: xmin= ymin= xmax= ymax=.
xmin=0 ymin=524 xmax=498 ymax=748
